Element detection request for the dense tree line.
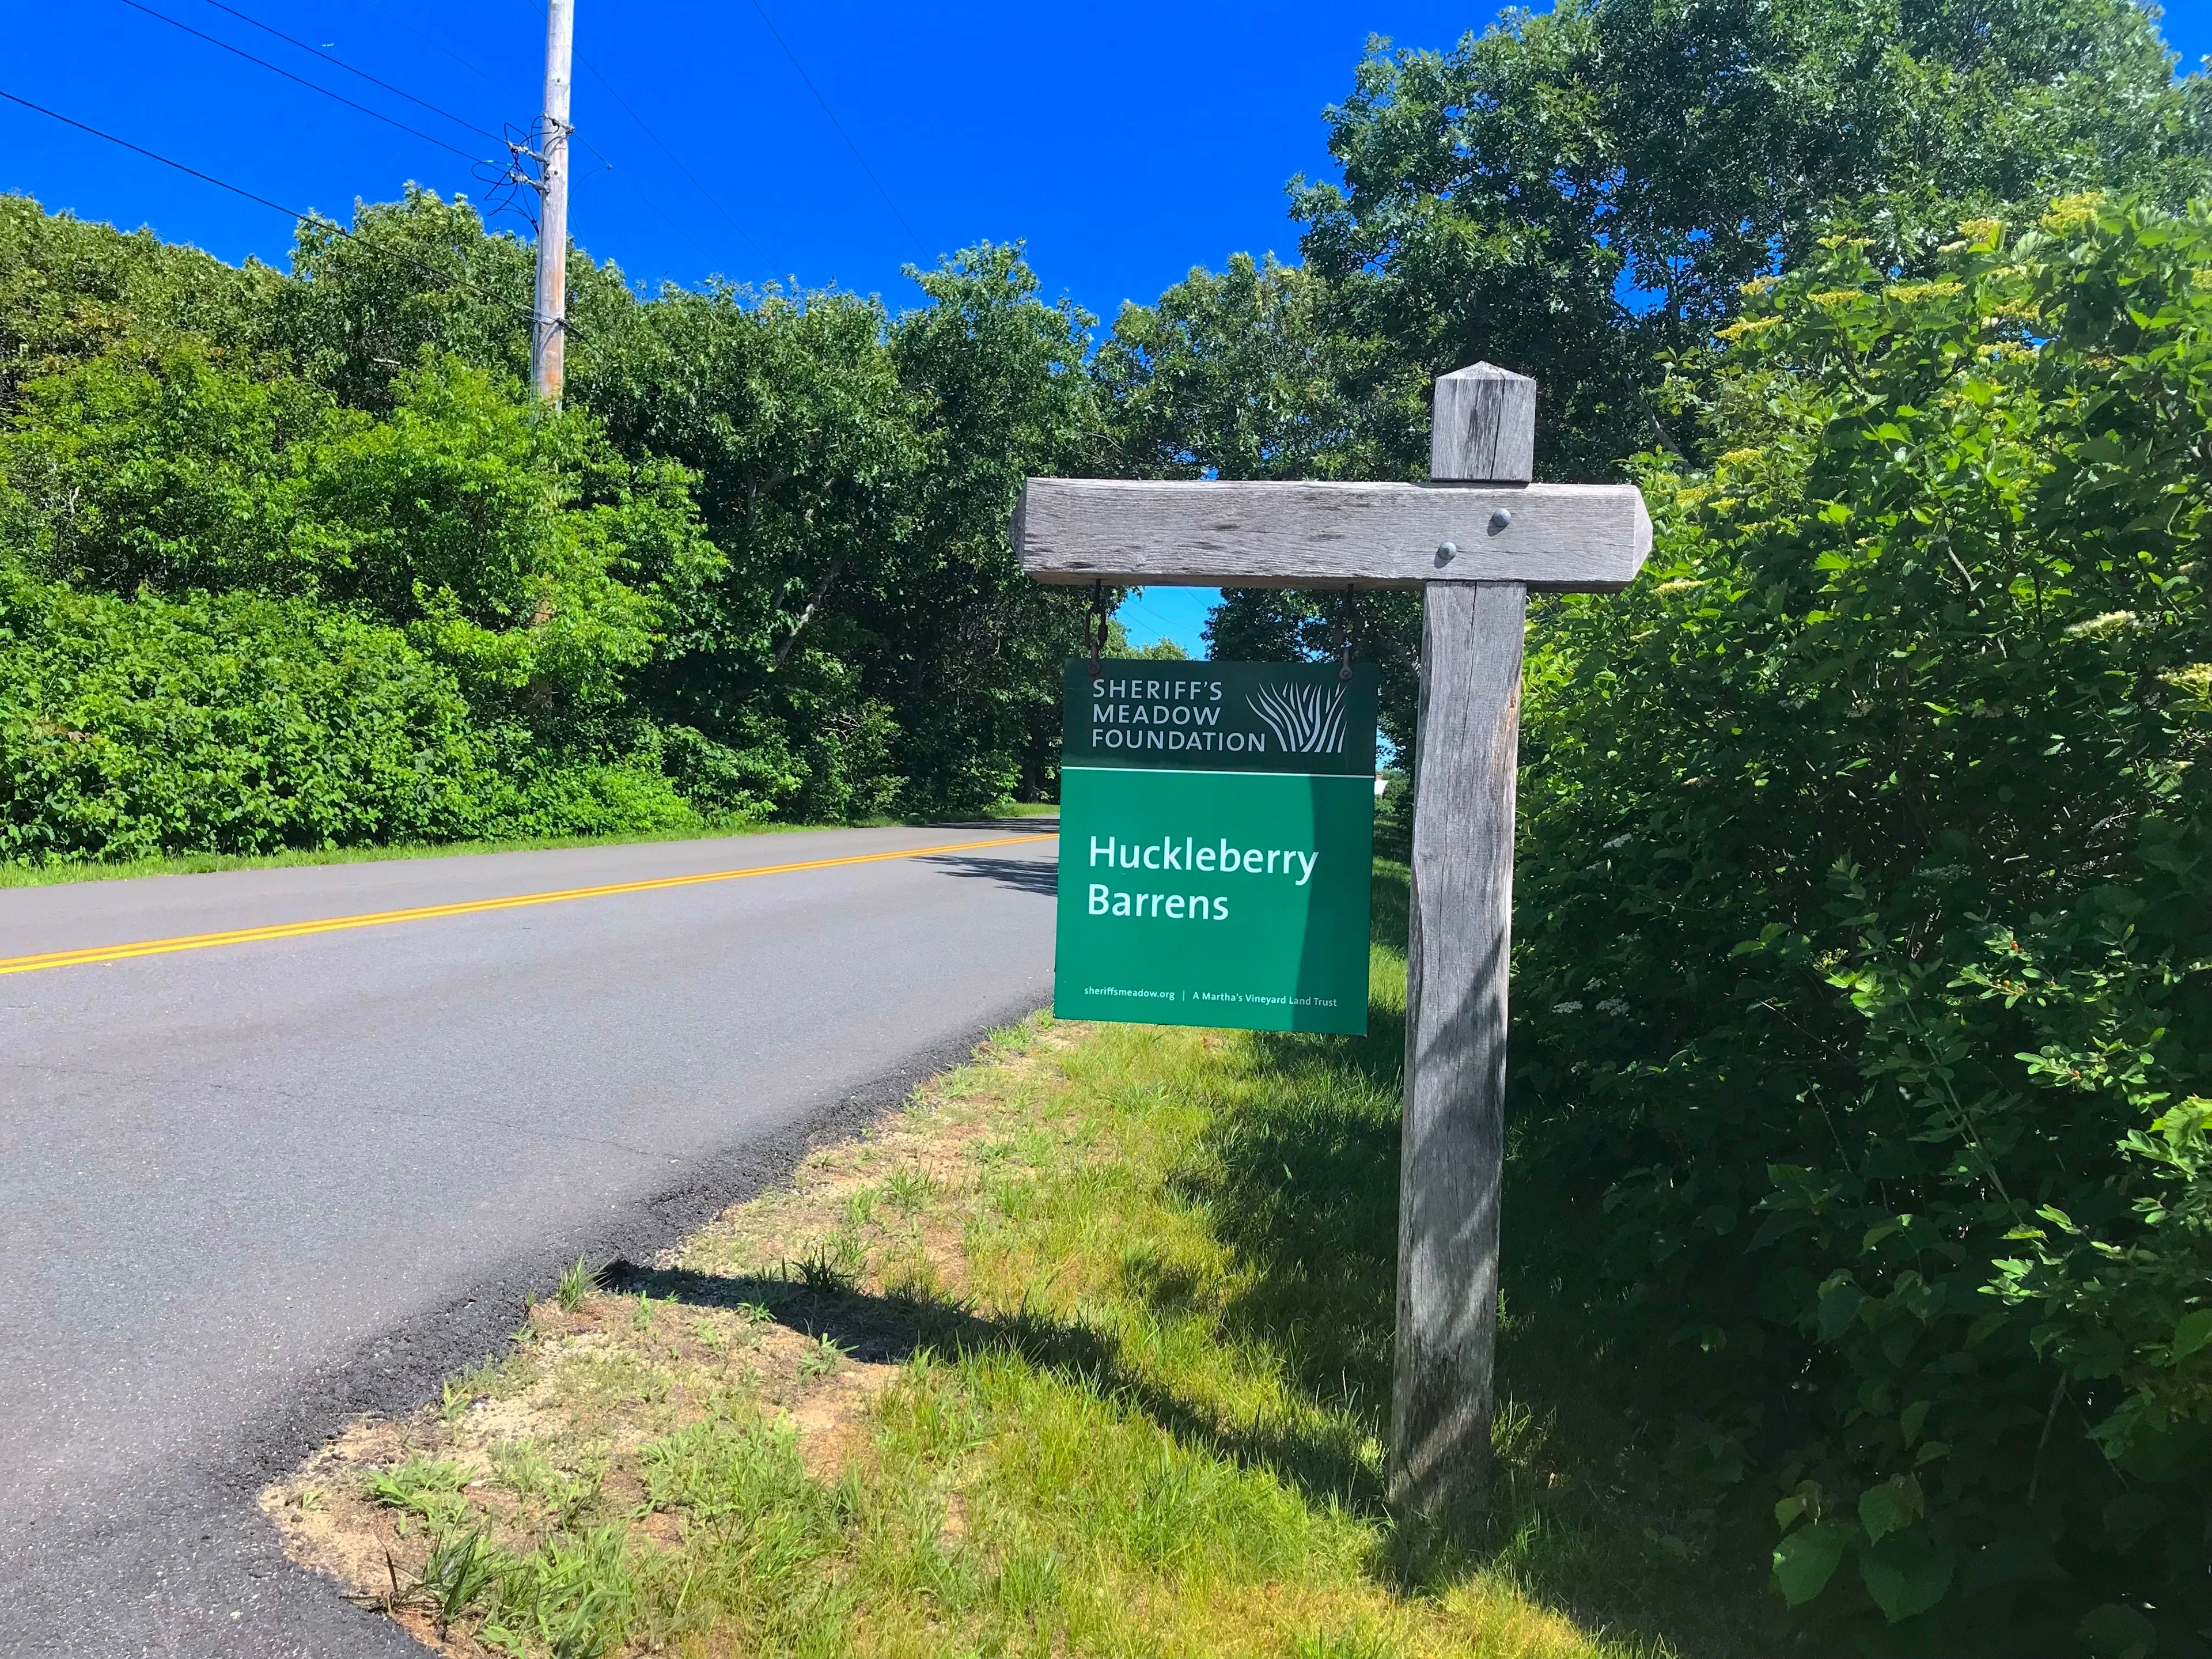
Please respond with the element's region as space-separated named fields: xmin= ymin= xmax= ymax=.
xmin=1124 ymin=0 xmax=2212 ymax=751
xmin=0 ymin=194 xmax=1109 ymax=859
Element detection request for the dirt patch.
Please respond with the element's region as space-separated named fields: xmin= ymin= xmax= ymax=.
xmin=259 ymin=1021 xmax=1080 ymax=1654
xmin=789 ymin=1359 xmax=901 ymax=1479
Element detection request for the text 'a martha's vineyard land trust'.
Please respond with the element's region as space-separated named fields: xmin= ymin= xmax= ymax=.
xmin=1055 ymin=661 xmax=1378 ymax=1036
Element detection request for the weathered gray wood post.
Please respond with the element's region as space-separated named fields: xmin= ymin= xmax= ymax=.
xmin=1391 ymin=363 xmax=1534 ymax=1514
xmin=1013 ymin=363 xmax=1648 ymax=1517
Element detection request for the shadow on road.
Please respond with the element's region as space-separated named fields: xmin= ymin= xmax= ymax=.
xmin=922 ymin=853 xmax=1058 ymax=897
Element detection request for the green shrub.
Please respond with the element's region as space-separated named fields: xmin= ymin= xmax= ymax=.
xmin=0 ymin=567 xmax=709 ymax=863
xmin=1512 ymin=196 xmax=2212 ymax=1651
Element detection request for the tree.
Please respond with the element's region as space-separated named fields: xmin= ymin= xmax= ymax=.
xmin=1297 ymin=0 xmax=2210 ymax=479
xmin=1509 ymin=196 xmax=2212 ymax=1647
xmin=1096 ymin=253 xmax=1416 ymax=482
xmin=0 ymin=194 xmax=282 ymax=415
xmin=1133 ymin=0 xmax=2210 ymax=685
xmin=272 ymin=188 xmax=537 ymax=415
xmin=880 ymin=242 xmax=1105 ymax=812
xmin=574 ymin=276 xmax=928 ymax=815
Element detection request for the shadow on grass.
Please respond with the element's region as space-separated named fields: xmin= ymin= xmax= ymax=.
xmin=1186 ymin=859 xmax=1788 ymax=1656
xmin=595 ymin=1258 xmax=1379 ymax=1514
xmin=612 ymin=853 xmax=1783 ymax=1655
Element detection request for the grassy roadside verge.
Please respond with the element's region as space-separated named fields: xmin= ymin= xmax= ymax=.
xmin=264 ymin=865 xmax=1782 ymax=1659
xmin=0 ymin=806 xmax=1060 ymax=890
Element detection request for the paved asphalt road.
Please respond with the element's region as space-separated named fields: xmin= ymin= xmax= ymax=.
xmin=0 ymin=824 xmax=1059 ymax=1656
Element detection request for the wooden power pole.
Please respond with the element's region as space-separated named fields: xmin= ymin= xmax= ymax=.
xmin=1014 ymin=364 xmax=1649 ymax=1517
xmin=531 ymin=0 xmax=574 ymax=406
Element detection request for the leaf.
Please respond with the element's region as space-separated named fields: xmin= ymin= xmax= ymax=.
xmin=2077 ymin=1601 xmax=2158 ymax=1659
xmin=1898 ymin=1400 xmax=1930 ymax=1445
xmin=2171 ymin=1309 xmax=2212 ymax=1360
xmin=1858 ymin=1535 xmax=1955 ymax=1623
xmin=1817 ymin=1278 xmax=1866 ymax=1341
xmin=1772 ymin=1522 xmax=1851 ymax=1607
xmin=1858 ymin=1475 xmax=1923 ymax=1543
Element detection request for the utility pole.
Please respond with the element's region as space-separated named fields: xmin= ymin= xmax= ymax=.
xmin=531 ymin=0 xmax=574 ymax=406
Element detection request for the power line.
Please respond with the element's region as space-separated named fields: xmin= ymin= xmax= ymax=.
xmin=357 ymin=0 xmax=500 ymax=87
xmin=0 ymin=87 xmax=306 ymax=219
xmin=0 ymin=86 xmax=536 ymax=328
xmin=113 ymin=0 xmax=495 ymax=167
xmin=329 ymin=0 xmax=729 ymax=278
xmin=574 ymin=56 xmax=775 ymax=272
xmin=510 ymin=0 xmax=778 ymax=275
xmin=195 ymin=0 xmax=503 ymax=142
xmin=745 ymin=0 xmax=922 ymax=257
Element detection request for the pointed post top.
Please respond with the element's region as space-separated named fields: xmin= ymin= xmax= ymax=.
xmin=1431 ymin=362 xmax=1536 ymax=485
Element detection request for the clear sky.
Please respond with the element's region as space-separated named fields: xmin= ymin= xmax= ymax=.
xmin=7 ymin=1 xmax=2211 ymax=654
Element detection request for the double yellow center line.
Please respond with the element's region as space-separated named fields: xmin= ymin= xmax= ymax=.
xmin=0 ymin=834 xmax=1056 ymax=979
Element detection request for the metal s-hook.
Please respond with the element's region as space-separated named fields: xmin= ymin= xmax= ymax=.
xmin=1088 ymin=580 xmax=1108 ymax=679
xmin=1338 ymin=584 xmax=1360 ymax=683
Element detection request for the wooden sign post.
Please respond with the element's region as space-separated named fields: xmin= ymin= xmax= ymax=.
xmin=1014 ymin=363 xmax=1651 ymax=1515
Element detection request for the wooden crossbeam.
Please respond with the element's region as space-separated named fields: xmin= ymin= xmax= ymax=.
xmin=1013 ymin=478 xmax=1649 ymax=592
xmin=1017 ymin=361 xmax=1652 ymax=1522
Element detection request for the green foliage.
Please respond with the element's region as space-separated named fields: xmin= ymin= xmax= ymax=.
xmin=556 ymin=1257 xmax=593 ymax=1313
xmin=365 ymin=1455 xmax=473 ymax=1524
xmin=1098 ymin=253 xmax=1410 ymax=483
xmin=1510 ymin=196 xmax=2212 ymax=1649
xmin=0 ymin=563 xmax=703 ymax=865
xmin=882 ymin=242 xmax=1107 ymax=812
xmin=1298 ymin=0 xmax=2209 ymax=479
xmin=1184 ymin=0 xmax=2207 ymax=726
xmin=0 ymin=192 xmax=1108 ymax=860
xmin=271 ymin=188 xmax=538 ymax=413
xmin=0 ymin=194 xmax=281 ymax=410
xmin=2 ymin=342 xmax=329 ymax=594
xmin=296 ymin=354 xmax=717 ymax=728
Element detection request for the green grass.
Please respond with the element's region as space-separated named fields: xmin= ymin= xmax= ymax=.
xmin=0 ymin=806 xmax=1058 ymax=889
xmin=267 ymin=860 xmax=1783 ymax=1658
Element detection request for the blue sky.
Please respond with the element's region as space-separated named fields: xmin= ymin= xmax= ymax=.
xmin=7 ymin=1 xmax=2211 ymax=654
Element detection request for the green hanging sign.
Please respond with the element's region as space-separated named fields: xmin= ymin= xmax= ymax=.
xmin=1054 ymin=659 xmax=1379 ymax=1035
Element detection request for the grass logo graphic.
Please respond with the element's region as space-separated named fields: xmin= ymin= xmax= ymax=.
xmin=1247 ymin=680 xmax=1349 ymax=756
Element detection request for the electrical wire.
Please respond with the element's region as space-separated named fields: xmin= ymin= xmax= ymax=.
xmin=0 ymin=87 xmax=305 ymax=219
xmin=357 ymin=0 xmax=499 ymax=86
xmin=195 ymin=0 xmax=503 ymax=142
xmin=574 ymin=58 xmax=775 ymax=272
xmin=113 ymin=0 xmax=495 ymax=166
xmin=507 ymin=0 xmax=777 ymax=274
xmin=0 ymin=86 xmax=536 ymax=327
xmin=745 ymin=0 xmax=922 ymax=256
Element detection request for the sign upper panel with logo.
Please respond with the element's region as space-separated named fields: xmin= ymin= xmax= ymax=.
xmin=1063 ymin=660 xmax=1378 ymax=775
xmin=1054 ymin=660 xmax=1379 ymax=1035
